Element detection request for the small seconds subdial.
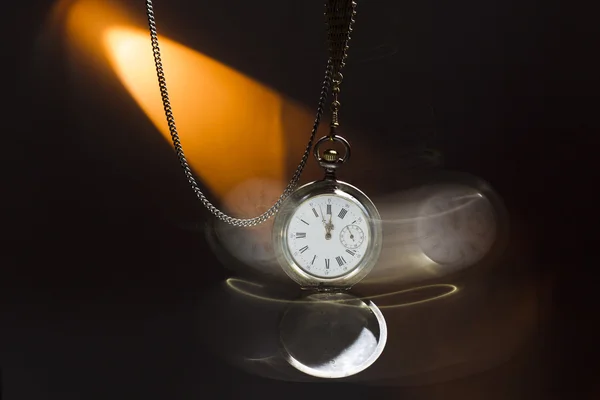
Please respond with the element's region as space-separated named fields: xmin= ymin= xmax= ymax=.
xmin=286 ymin=194 xmax=370 ymax=278
xmin=340 ymin=225 xmax=365 ymax=250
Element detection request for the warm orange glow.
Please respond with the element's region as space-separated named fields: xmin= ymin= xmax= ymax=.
xmin=103 ymin=27 xmax=285 ymax=198
xmin=63 ymin=0 xmax=318 ymax=202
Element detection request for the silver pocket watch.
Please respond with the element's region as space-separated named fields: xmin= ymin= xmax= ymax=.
xmin=273 ymin=135 xmax=383 ymax=290
xmin=147 ymin=0 xmax=387 ymax=379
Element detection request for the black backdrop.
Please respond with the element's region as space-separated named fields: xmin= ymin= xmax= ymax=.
xmin=2 ymin=0 xmax=598 ymax=399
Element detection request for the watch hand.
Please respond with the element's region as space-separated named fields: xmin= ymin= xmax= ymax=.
xmin=320 ymin=205 xmax=332 ymax=239
xmin=324 ymin=213 xmax=335 ymax=240
xmin=318 ymin=205 xmax=327 ymax=224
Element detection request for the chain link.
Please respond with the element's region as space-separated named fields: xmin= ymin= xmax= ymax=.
xmin=145 ymin=0 xmax=356 ymax=227
xmin=326 ymin=0 xmax=356 ymax=137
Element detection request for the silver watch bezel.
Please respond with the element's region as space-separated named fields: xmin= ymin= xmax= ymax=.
xmin=273 ymin=178 xmax=382 ymax=290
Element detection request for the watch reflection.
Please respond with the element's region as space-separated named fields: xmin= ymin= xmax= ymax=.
xmin=197 ymin=274 xmax=538 ymax=384
xmin=198 ymin=278 xmax=456 ymax=382
xmin=278 ymin=291 xmax=387 ymax=379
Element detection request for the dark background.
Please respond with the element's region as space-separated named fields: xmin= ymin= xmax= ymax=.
xmin=2 ymin=0 xmax=598 ymax=398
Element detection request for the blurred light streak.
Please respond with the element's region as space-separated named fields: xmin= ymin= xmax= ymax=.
xmin=62 ymin=0 xmax=318 ymax=200
xmin=210 ymin=182 xmax=504 ymax=286
xmin=225 ymin=277 xmax=458 ymax=309
xmin=363 ymin=183 xmax=505 ymax=285
xmin=103 ymin=27 xmax=286 ymax=198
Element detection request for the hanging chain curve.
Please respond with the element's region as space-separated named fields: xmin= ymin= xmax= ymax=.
xmin=145 ymin=0 xmax=356 ymax=227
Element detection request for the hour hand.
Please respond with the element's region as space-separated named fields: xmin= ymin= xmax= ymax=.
xmin=324 ymin=213 xmax=334 ymax=240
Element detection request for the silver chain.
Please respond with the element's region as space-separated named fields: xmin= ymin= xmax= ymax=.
xmin=145 ymin=0 xmax=357 ymax=227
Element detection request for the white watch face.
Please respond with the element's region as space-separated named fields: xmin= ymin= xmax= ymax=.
xmin=285 ymin=194 xmax=370 ymax=278
xmin=417 ymin=190 xmax=497 ymax=267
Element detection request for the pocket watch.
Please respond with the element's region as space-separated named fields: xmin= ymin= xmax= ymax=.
xmin=273 ymin=135 xmax=383 ymax=290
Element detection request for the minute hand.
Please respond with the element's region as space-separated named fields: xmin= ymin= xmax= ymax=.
xmin=318 ymin=205 xmax=327 ymax=225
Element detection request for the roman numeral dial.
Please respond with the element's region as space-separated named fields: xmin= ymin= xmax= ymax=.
xmin=285 ymin=193 xmax=370 ymax=278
